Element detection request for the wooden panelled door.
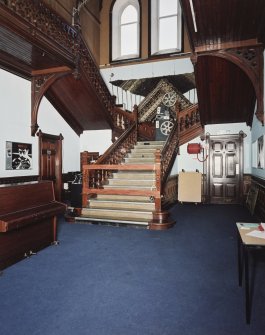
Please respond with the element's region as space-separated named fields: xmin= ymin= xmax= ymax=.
xmin=205 ymin=132 xmax=245 ymax=204
xmin=38 ymin=130 xmax=63 ymax=201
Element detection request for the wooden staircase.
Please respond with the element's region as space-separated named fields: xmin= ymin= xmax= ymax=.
xmin=76 ymin=103 xmax=202 ymax=230
xmin=78 ymin=141 xmax=165 ymax=227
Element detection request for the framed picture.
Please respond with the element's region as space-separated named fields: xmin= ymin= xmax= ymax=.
xmin=257 ymin=135 xmax=264 ymax=169
xmin=6 ymin=141 xmax=32 ymax=170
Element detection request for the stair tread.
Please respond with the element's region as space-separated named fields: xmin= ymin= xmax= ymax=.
xmin=83 ymin=208 xmax=153 ymax=213
xmin=107 ymin=179 xmax=155 ymax=183
xmin=89 ymin=200 xmax=154 ymax=204
xmin=103 ymin=185 xmax=156 ymax=189
xmin=76 ymin=217 xmax=149 ymax=226
xmin=88 ymin=200 xmax=155 ymax=211
xmin=96 ymin=195 xmax=152 ymax=201
xmin=81 ymin=209 xmax=153 ymax=220
xmin=112 ymin=175 xmax=155 ymax=179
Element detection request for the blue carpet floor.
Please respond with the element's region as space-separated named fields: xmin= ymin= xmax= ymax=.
xmin=1 ymin=204 xmax=265 ymax=335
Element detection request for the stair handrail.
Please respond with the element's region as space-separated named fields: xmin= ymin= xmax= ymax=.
xmin=178 ymin=103 xmax=200 ymax=133
xmin=159 ymin=121 xmax=179 ymax=190
xmin=110 ymin=105 xmax=138 ymax=134
xmin=78 ymin=35 xmax=116 ymax=124
xmin=95 ymin=122 xmax=138 ymax=165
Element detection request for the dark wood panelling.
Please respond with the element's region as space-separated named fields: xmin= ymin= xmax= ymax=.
xmin=180 ymin=0 xmax=265 ymax=51
xmin=0 ymin=175 xmax=39 ymax=185
xmin=252 ymin=176 xmax=265 ymax=221
xmin=180 ymin=0 xmax=264 ymax=127
xmin=195 ymin=56 xmax=256 ymax=126
xmin=0 ymin=3 xmax=75 ymax=78
xmin=46 ymin=71 xmax=111 ymax=132
xmin=163 ymin=175 xmax=178 ymax=208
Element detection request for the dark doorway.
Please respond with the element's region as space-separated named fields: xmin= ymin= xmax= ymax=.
xmin=38 ymin=130 xmax=63 ymax=201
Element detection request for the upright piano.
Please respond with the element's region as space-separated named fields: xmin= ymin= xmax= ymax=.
xmin=0 ymin=181 xmax=66 ymax=271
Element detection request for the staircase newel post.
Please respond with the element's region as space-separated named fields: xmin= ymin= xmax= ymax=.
xmin=148 ymin=150 xmax=175 ymax=230
xmin=132 ymin=104 xmax=138 ymax=123
xmin=133 ymin=104 xmax=138 ymax=138
xmin=155 ymin=149 xmax=162 ymax=212
xmin=82 ymin=166 xmax=89 ymax=208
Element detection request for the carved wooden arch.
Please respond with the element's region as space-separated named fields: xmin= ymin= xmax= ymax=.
xmin=194 ymin=45 xmax=264 ymax=126
xmin=31 ymin=67 xmax=72 ymax=136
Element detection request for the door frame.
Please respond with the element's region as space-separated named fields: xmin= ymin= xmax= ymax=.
xmin=204 ymin=131 xmax=245 ymax=204
xmin=37 ymin=130 xmax=63 ymax=201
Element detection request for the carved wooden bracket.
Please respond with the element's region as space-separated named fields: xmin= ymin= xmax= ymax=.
xmin=220 ymin=46 xmax=264 ymax=125
xmin=31 ymin=67 xmax=72 ymax=136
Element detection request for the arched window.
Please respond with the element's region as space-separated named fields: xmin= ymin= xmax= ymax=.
xmin=151 ymin=0 xmax=182 ymax=55
xmin=111 ymin=0 xmax=140 ymax=61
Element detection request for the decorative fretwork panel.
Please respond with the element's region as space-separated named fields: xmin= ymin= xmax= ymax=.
xmin=138 ymin=79 xmax=192 ymax=122
xmin=2 ymin=0 xmax=122 ymax=129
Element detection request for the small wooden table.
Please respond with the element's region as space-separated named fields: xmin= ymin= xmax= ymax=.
xmin=236 ymin=222 xmax=265 ymax=323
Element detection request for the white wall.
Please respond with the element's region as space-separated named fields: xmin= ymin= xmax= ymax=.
xmin=101 ymin=57 xmax=194 ymax=111
xmin=80 ymin=130 xmax=112 ymax=154
xmin=38 ymin=98 xmax=80 ymax=173
xmin=0 ymin=69 xmax=80 ymax=177
xmin=251 ymin=104 xmax=265 ymax=180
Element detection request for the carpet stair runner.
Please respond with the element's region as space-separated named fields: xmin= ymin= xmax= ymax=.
xmin=77 ymin=141 xmax=165 ymax=227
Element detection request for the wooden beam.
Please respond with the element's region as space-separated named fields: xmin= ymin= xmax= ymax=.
xmin=31 ymin=66 xmax=72 ymax=76
xmin=195 ymin=39 xmax=259 ymax=53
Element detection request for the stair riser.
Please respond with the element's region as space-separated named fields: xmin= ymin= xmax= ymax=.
xmin=128 ymin=153 xmax=155 ymax=158
xmin=124 ymin=158 xmax=155 ymax=163
xmin=112 ymin=173 xmax=155 ymax=180
xmin=96 ymin=195 xmax=152 ymax=202
xmin=107 ymin=180 xmax=155 ymax=187
xmin=136 ymin=141 xmax=165 ymax=145
xmin=81 ymin=209 xmax=153 ymax=220
xmin=88 ymin=202 xmax=155 ymax=211
xmin=131 ymin=148 xmax=160 ymax=153
xmin=103 ymin=185 xmax=156 ymax=189
xmin=135 ymin=144 xmax=164 ymax=149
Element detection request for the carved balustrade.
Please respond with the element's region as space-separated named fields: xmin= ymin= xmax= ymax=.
xmin=82 ymin=162 xmax=161 ymax=210
xmin=2 ymin=0 xmax=77 ymax=52
xmin=79 ymin=37 xmax=115 ymax=115
xmin=2 ymin=0 xmax=116 ymax=126
xmin=178 ymin=104 xmax=200 ymax=133
xmin=96 ymin=123 xmax=138 ymax=165
xmin=138 ymin=121 xmax=155 ymax=141
xmin=110 ymin=106 xmax=137 ymax=131
xmin=160 ymin=121 xmax=179 ymax=188
xmin=138 ymin=79 xmax=192 ymax=122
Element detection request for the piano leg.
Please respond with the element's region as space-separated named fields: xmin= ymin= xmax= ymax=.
xmin=51 ymin=217 xmax=59 ymax=245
